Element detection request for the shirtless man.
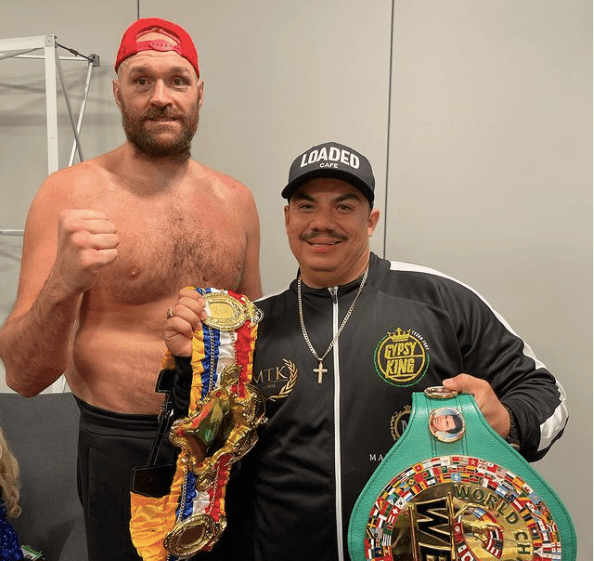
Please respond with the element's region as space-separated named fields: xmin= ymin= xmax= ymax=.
xmin=0 ymin=18 xmax=261 ymax=560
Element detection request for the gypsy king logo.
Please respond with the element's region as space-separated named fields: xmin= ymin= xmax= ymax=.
xmin=374 ymin=328 xmax=430 ymax=387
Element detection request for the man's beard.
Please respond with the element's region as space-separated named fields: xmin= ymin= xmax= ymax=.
xmin=121 ymin=102 xmax=199 ymax=161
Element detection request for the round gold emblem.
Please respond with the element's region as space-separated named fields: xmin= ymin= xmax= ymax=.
xmin=424 ymin=385 xmax=459 ymax=399
xmin=164 ymin=513 xmax=226 ymax=556
xmin=203 ymin=292 xmax=263 ymax=331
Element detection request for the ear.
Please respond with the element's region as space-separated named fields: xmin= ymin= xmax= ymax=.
xmin=284 ymin=205 xmax=291 ymax=233
xmin=367 ymin=207 xmax=381 ymax=237
xmin=197 ymin=80 xmax=205 ymax=108
xmin=113 ymin=79 xmax=122 ymax=110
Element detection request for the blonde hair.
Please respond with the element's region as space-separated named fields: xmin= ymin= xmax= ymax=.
xmin=0 ymin=427 xmax=21 ymax=518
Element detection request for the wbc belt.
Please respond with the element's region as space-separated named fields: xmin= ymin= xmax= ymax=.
xmin=129 ymin=288 xmax=265 ymax=560
xmin=348 ymin=387 xmax=576 ymax=561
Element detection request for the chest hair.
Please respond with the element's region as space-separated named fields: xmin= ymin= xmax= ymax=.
xmin=95 ymin=196 xmax=244 ymax=305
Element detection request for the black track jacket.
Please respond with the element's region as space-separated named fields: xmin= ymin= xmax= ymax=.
xmin=209 ymin=252 xmax=567 ymax=561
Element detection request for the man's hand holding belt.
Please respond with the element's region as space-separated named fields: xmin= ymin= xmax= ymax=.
xmin=164 ymin=286 xmax=209 ymax=358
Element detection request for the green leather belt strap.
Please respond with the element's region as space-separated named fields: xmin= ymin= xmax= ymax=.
xmin=348 ymin=388 xmax=576 ymax=561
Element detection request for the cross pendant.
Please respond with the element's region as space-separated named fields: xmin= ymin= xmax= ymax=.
xmin=313 ymin=361 xmax=327 ymax=384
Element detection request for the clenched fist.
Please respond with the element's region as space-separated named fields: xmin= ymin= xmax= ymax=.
xmin=53 ymin=209 xmax=119 ymax=295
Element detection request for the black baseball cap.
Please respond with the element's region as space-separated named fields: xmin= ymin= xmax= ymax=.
xmin=282 ymin=141 xmax=375 ymax=206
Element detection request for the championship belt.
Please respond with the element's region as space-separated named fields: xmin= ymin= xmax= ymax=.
xmin=129 ymin=288 xmax=265 ymax=560
xmin=348 ymin=387 xmax=576 ymax=561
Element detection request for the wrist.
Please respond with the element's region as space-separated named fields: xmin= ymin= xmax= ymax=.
xmin=45 ymin=269 xmax=85 ymax=303
xmin=502 ymin=403 xmax=520 ymax=450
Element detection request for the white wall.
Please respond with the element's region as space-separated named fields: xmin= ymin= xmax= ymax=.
xmin=0 ymin=0 xmax=591 ymax=554
xmin=386 ymin=1 xmax=592 ymax=554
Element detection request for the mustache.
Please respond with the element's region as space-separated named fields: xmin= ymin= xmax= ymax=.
xmin=301 ymin=230 xmax=347 ymax=242
xmin=142 ymin=107 xmax=184 ymax=120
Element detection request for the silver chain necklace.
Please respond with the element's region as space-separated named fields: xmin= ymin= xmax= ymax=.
xmin=297 ymin=265 xmax=369 ymax=384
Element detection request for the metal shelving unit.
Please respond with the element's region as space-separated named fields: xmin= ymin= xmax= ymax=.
xmin=0 ymin=35 xmax=99 ymax=393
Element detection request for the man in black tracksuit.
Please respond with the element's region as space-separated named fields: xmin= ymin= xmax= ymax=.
xmin=167 ymin=141 xmax=567 ymax=561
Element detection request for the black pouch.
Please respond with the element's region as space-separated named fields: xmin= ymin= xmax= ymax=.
xmin=131 ymin=463 xmax=177 ymax=498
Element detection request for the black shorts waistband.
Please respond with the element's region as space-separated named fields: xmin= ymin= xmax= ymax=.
xmin=74 ymin=396 xmax=160 ymax=435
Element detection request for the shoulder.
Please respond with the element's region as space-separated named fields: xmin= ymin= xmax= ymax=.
xmin=194 ymin=162 xmax=254 ymax=203
xmin=384 ymin=259 xmax=471 ymax=289
xmin=256 ymin=284 xmax=294 ymax=312
xmin=379 ymin=259 xmax=491 ymax=309
xmin=33 ymin=154 xmax=112 ymax=205
xmin=191 ymin=163 xmax=259 ymax=231
xmin=254 ymin=285 xmax=296 ymax=335
xmin=257 ymin=285 xmax=292 ymax=303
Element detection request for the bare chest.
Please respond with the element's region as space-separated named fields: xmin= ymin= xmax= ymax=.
xmin=94 ymin=194 xmax=246 ymax=305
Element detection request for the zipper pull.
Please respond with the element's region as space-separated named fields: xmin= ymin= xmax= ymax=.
xmin=329 ymin=286 xmax=338 ymax=302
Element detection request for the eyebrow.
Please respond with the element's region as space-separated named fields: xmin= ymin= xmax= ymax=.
xmin=334 ymin=193 xmax=362 ymax=203
xmin=292 ymin=191 xmax=363 ymax=203
xmin=292 ymin=192 xmax=315 ymax=202
xmin=127 ymin=64 xmax=193 ymax=77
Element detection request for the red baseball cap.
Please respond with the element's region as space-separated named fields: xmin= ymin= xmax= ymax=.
xmin=114 ymin=17 xmax=199 ymax=77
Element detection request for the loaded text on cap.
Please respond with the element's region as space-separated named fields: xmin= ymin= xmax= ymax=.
xmin=300 ymin=146 xmax=360 ymax=170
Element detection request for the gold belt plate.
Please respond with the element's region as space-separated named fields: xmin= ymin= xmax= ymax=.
xmin=164 ymin=513 xmax=225 ymax=556
xmin=203 ymin=292 xmax=263 ymax=331
xmin=364 ymin=455 xmax=561 ymax=561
